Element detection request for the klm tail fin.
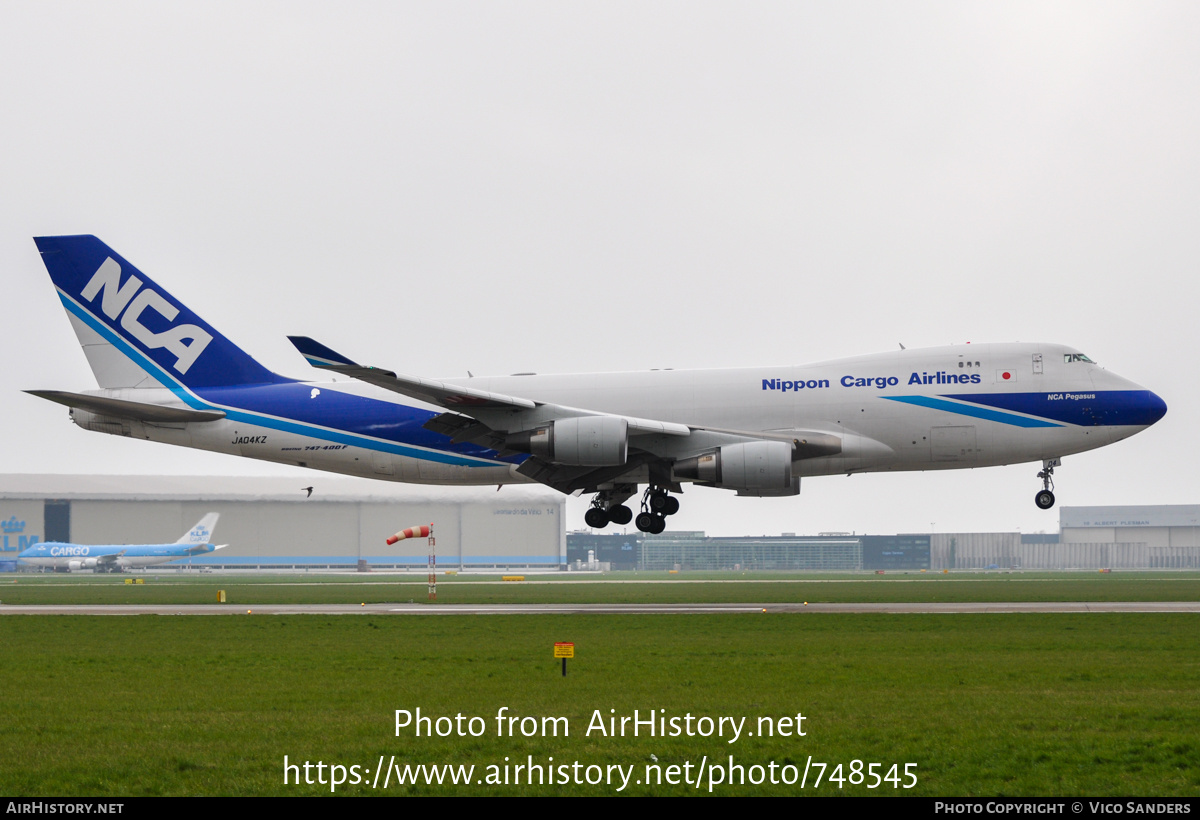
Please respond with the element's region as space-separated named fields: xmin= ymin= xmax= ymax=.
xmin=34 ymin=236 xmax=288 ymax=390
xmin=177 ymin=513 xmax=219 ymax=546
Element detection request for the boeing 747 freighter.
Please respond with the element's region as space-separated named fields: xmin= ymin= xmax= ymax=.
xmin=27 ymin=236 xmax=1166 ymax=532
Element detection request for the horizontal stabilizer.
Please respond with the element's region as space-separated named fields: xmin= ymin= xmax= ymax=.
xmin=25 ymin=390 xmax=226 ymax=423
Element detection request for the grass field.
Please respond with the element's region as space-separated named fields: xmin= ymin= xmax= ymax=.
xmin=1 ymin=572 xmax=1196 ymax=796
xmin=0 ymin=613 xmax=1197 ymax=796
xmin=2 ymin=570 xmax=1200 ymax=605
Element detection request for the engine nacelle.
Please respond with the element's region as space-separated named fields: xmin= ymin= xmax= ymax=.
xmin=673 ymin=440 xmax=794 ymax=491
xmin=67 ymin=558 xmax=98 ymax=571
xmin=507 ymin=417 xmax=629 ymax=466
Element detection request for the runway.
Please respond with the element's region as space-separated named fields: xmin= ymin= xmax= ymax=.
xmin=1 ymin=602 xmax=1198 ymax=615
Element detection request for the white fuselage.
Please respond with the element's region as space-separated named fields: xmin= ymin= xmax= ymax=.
xmin=68 ymin=342 xmax=1160 ymax=488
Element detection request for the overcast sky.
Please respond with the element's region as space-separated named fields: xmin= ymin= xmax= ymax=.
xmin=3 ymin=2 xmax=1197 ymax=536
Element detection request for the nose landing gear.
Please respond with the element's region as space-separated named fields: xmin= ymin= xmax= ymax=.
xmin=1034 ymin=458 xmax=1059 ymax=510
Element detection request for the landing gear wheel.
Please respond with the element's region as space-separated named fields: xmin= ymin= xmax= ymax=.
xmin=647 ymin=488 xmax=680 ymax=516
xmin=608 ymin=504 xmax=633 ymax=525
xmin=1035 ymin=458 xmax=1058 ymax=510
xmin=584 ymin=507 xmax=610 ymax=528
xmin=635 ymin=512 xmax=656 ymax=533
xmin=647 ymin=514 xmax=666 ymax=534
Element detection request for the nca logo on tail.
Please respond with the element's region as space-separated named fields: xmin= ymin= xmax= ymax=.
xmin=82 ymin=258 xmax=212 ymax=374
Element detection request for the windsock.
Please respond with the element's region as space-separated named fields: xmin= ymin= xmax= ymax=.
xmin=386 ymin=524 xmax=432 ymax=545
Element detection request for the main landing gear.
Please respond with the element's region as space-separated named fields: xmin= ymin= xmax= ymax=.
xmin=584 ymin=485 xmax=681 ymax=534
xmin=634 ymin=486 xmax=679 ymax=535
xmin=584 ymin=486 xmax=635 ymax=529
xmin=1034 ymin=458 xmax=1060 ymax=510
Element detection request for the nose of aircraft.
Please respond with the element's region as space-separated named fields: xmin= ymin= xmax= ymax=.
xmin=1142 ymin=390 xmax=1168 ymax=426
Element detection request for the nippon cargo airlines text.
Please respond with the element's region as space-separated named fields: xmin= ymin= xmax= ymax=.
xmin=762 ymin=371 xmax=984 ymax=391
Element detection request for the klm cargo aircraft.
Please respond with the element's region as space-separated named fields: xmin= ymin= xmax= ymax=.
xmin=27 ymin=236 xmax=1166 ymax=533
xmin=18 ymin=513 xmax=223 ymax=572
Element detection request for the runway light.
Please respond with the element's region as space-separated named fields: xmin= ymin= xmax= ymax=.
xmin=247 ymin=609 xmax=252 ymax=614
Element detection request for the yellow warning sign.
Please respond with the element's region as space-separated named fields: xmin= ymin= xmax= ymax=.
xmin=554 ymin=642 xmax=575 ymax=659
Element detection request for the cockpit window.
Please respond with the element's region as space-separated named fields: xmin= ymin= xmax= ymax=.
xmin=1064 ymin=353 xmax=1095 ymax=364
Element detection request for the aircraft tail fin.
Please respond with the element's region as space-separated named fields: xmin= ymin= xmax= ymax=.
xmin=33 ymin=235 xmax=289 ymax=390
xmin=177 ymin=513 xmax=219 ymax=546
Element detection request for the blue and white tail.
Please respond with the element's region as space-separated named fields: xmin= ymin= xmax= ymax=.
xmin=176 ymin=513 xmax=220 ymax=546
xmin=34 ymin=235 xmax=287 ymax=390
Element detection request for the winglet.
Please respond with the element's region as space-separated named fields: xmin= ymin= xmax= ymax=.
xmin=287 ymin=336 xmax=359 ymax=368
xmin=288 ymin=336 xmax=399 ymax=378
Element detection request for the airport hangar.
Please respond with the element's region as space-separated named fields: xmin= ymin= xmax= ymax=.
xmin=0 ymin=475 xmax=1197 ymax=571
xmin=0 ymin=475 xmax=566 ymax=570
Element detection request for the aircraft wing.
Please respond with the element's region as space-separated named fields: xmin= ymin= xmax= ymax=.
xmin=289 ymin=336 xmax=537 ymax=410
xmin=287 ymin=336 xmax=842 ymax=494
xmin=287 ymin=337 xmax=692 ymax=437
xmin=95 ymin=551 xmax=125 ymax=565
xmin=26 ymin=390 xmax=227 ymax=423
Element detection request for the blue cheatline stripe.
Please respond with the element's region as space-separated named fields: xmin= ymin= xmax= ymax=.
xmin=941 ymin=390 xmax=1166 ymax=427
xmin=57 ymin=291 xmax=502 ymax=468
xmin=883 ymin=395 xmax=1062 ymax=428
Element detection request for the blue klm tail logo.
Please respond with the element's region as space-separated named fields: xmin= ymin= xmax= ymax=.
xmin=1 ymin=517 xmax=38 ymax=552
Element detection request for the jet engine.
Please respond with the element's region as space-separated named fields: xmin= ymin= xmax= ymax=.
xmin=673 ymin=440 xmax=794 ymax=491
xmin=507 ymin=417 xmax=629 ymax=466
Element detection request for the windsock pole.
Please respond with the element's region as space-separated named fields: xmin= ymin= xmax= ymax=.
xmin=427 ymin=526 xmax=437 ymax=602
xmin=385 ymin=523 xmax=436 ymax=601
